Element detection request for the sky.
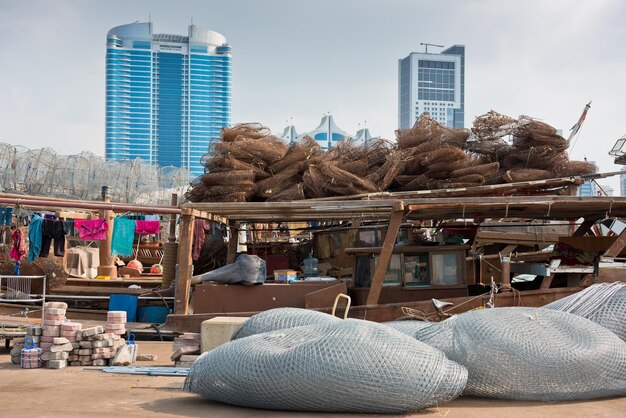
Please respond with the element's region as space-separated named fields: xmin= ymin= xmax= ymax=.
xmin=1 ymin=0 xmax=625 ymax=192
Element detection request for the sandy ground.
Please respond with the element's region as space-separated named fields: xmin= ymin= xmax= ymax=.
xmin=1 ymin=341 xmax=624 ymax=418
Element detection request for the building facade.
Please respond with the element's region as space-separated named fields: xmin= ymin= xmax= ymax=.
xmin=105 ymin=22 xmax=231 ymax=177
xmin=398 ymin=45 xmax=465 ymax=130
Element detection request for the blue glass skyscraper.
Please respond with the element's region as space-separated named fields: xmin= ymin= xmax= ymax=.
xmin=398 ymin=45 xmax=464 ymax=130
xmin=105 ymin=22 xmax=231 ymax=177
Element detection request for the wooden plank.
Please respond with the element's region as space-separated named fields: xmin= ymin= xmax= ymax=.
xmin=604 ymin=226 xmax=626 ymax=257
xmin=540 ymin=274 xmax=554 ymax=289
xmin=304 ymin=282 xmax=348 ymax=309
xmin=572 ymin=219 xmax=596 ymax=237
xmin=226 ymin=221 xmax=238 ymax=264
xmin=366 ymin=202 xmax=404 ymax=305
xmin=174 ymin=212 xmax=195 ymax=315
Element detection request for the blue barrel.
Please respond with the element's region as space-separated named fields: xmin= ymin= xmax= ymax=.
xmin=109 ymin=294 xmax=138 ymax=322
xmin=137 ymin=306 xmax=170 ymax=323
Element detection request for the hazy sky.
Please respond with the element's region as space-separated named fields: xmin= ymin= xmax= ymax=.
xmin=1 ymin=0 xmax=625 ymax=191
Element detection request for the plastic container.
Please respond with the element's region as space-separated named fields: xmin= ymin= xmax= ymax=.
xmin=274 ymin=269 xmax=298 ymax=283
xmin=303 ymin=253 xmax=318 ymax=278
xmin=137 ymin=306 xmax=170 ymax=323
xmin=109 ymin=294 xmax=138 ymax=322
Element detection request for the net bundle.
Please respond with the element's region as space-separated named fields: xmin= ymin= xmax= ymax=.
xmin=544 ymin=282 xmax=626 ymax=341
xmin=185 ymin=316 xmax=468 ymax=413
xmin=188 ymin=111 xmax=599 ymax=201
xmin=412 ymin=307 xmax=626 ymax=401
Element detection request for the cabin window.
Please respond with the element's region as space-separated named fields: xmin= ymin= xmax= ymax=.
xmin=403 ymin=253 xmax=430 ymax=286
xmin=431 ymin=253 xmax=461 ymax=285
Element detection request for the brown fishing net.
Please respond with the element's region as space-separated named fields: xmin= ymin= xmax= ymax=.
xmin=186 ymin=114 xmax=598 ymax=202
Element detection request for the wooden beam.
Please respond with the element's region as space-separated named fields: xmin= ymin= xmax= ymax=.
xmin=603 ymin=226 xmax=626 ymax=258
xmin=365 ymin=201 xmax=404 ymax=305
xmin=540 ymin=274 xmax=554 ymax=289
xmin=572 ymin=219 xmax=596 ymax=237
xmin=174 ymin=211 xmax=195 ymax=314
xmin=226 ymin=220 xmax=238 ymax=264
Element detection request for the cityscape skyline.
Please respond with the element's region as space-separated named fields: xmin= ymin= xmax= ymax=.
xmin=1 ymin=0 xmax=625 ymax=191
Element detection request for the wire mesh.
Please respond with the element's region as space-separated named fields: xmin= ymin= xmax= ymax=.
xmin=413 ymin=307 xmax=626 ymax=401
xmin=186 ymin=317 xmax=467 ymax=413
xmin=544 ymin=282 xmax=626 ymax=341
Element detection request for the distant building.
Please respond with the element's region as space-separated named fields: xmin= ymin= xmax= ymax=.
xmin=278 ymin=125 xmax=299 ymax=145
xmin=597 ymin=184 xmax=614 ymax=196
xmin=300 ymin=114 xmax=352 ymax=150
xmin=353 ymin=128 xmax=373 ymax=147
xmin=578 ymin=180 xmax=598 ymax=197
xmin=398 ymin=45 xmax=465 ymax=129
xmin=105 ymin=22 xmax=232 ymax=177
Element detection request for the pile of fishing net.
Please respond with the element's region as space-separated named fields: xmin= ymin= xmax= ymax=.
xmin=186 ymin=113 xmax=598 ymax=202
xmin=395 ymin=112 xmax=596 ymax=191
xmin=409 ymin=307 xmax=626 ymax=401
xmin=544 ymin=282 xmax=626 ymax=341
xmin=184 ymin=308 xmax=468 ymax=413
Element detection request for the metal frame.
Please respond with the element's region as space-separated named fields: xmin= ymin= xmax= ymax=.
xmin=0 ymin=275 xmax=47 ymax=313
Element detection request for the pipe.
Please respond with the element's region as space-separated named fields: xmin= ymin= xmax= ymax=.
xmin=0 ymin=196 xmax=180 ymax=215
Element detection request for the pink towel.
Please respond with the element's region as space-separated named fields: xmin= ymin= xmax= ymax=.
xmin=75 ymin=218 xmax=108 ymax=241
xmin=135 ymin=220 xmax=160 ymax=235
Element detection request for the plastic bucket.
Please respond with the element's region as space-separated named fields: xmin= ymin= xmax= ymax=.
xmin=109 ymin=294 xmax=138 ymax=322
xmin=137 ymin=306 xmax=170 ymax=324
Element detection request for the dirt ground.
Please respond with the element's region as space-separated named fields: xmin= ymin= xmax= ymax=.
xmin=1 ymin=341 xmax=625 ymax=418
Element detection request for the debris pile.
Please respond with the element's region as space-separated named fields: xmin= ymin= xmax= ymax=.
xmin=186 ymin=112 xmax=597 ymax=202
xmin=171 ymin=332 xmax=201 ymax=367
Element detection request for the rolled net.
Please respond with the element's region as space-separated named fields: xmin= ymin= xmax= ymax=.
xmin=413 ymin=307 xmax=626 ymax=401
xmin=544 ymin=282 xmax=626 ymax=341
xmin=185 ymin=318 xmax=467 ymax=413
xmin=231 ymin=307 xmax=340 ymax=340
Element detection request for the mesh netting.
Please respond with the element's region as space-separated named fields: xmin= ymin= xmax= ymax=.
xmin=185 ymin=318 xmax=468 ymax=413
xmin=231 ymin=308 xmax=340 ymax=340
xmin=0 ymin=144 xmax=190 ymax=204
xmin=544 ymin=282 xmax=626 ymax=341
xmin=412 ymin=307 xmax=626 ymax=401
xmin=383 ymin=320 xmax=435 ymax=336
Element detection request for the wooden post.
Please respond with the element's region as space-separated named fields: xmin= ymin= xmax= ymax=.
xmin=572 ymin=218 xmax=596 ymax=237
xmin=365 ymin=201 xmax=404 ymax=305
xmin=603 ymin=226 xmax=626 ymax=258
xmin=168 ymin=194 xmax=178 ymax=242
xmin=97 ymin=186 xmax=117 ymax=279
xmin=500 ymin=256 xmax=511 ymax=291
xmin=174 ymin=209 xmax=195 ymax=314
xmin=226 ymin=220 xmax=238 ymax=264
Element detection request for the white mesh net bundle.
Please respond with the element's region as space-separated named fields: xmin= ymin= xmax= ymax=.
xmin=544 ymin=282 xmax=626 ymax=341
xmin=383 ymin=319 xmax=435 ymax=337
xmin=231 ymin=307 xmax=340 ymax=340
xmin=412 ymin=307 xmax=626 ymax=401
xmin=185 ymin=317 xmax=468 ymax=413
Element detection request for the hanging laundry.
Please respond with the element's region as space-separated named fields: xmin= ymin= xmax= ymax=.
xmin=0 ymin=207 xmax=13 ymax=227
xmin=135 ymin=220 xmax=160 ymax=235
xmin=75 ymin=218 xmax=109 ymax=240
xmin=144 ymin=214 xmax=160 ymax=221
xmin=9 ymin=227 xmax=26 ymax=261
xmin=193 ymin=219 xmax=212 ymax=261
xmin=28 ymin=214 xmax=43 ymax=262
xmin=40 ymin=219 xmax=66 ymax=257
xmin=111 ymin=217 xmax=135 ymax=256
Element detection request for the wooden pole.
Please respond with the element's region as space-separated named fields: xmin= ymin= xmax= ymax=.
xmin=365 ymin=201 xmax=404 ymax=305
xmin=226 ymin=220 xmax=238 ymax=264
xmin=572 ymin=218 xmax=596 ymax=237
xmin=174 ymin=209 xmax=195 ymax=314
xmin=603 ymin=226 xmax=626 ymax=258
xmin=97 ymin=186 xmax=117 ymax=279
